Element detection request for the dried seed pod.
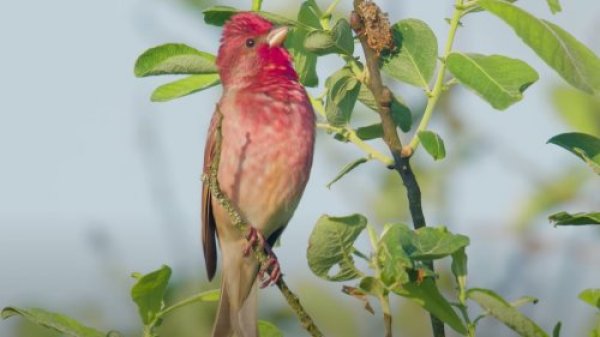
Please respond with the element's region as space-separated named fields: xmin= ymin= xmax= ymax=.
xmin=357 ymin=1 xmax=394 ymax=54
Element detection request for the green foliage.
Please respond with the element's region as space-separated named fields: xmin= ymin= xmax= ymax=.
xmin=451 ymin=248 xmax=468 ymax=303
xmin=410 ymin=226 xmax=469 ymax=260
xmin=547 ymin=132 xmax=600 ymax=174
xmin=355 ymin=123 xmax=384 ymax=140
xmin=324 ymin=67 xmax=361 ymax=126
xmin=251 ymin=0 xmax=262 ymax=11
xmin=377 ymin=224 xmax=413 ymax=288
xmin=381 ymin=19 xmax=438 ymax=89
xmin=134 ymin=43 xmax=217 ymax=77
xmin=579 ymin=289 xmax=600 ymax=310
xmin=446 ymin=53 xmax=538 ymax=110
xmin=551 ymin=86 xmax=600 ymax=135
xmin=357 ymin=85 xmax=413 ymax=132
xmin=398 ymin=280 xmax=467 ymax=335
xmin=286 ymin=0 xmax=323 ymax=87
xmin=304 ymin=18 xmax=354 ymax=56
xmin=202 ymin=5 xmax=312 ymax=30
xmin=418 ymin=131 xmax=446 ymax=161
xmin=546 ymin=0 xmax=562 ymax=14
xmin=326 ymin=157 xmax=368 ymax=188
xmin=131 ymin=265 xmax=172 ymax=325
xmin=134 ymin=43 xmax=220 ymax=102
xmin=549 ymin=211 xmax=600 ymax=226
xmin=308 ymin=217 xmax=470 ymax=334
xmin=307 ymin=214 xmax=367 ymax=281
xmin=468 ymin=288 xmax=549 ymax=337
xmin=374 ymin=225 xmax=468 ymax=334
xmin=202 ymin=5 xmax=237 ymax=26
xmin=151 ymin=74 xmax=220 ymax=102
xmin=1 ymin=307 xmax=107 ymax=337
xmin=258 ymin=321 xmax=284 ymax=337
xmin=479 ymin=0 xmax=600 ymax=95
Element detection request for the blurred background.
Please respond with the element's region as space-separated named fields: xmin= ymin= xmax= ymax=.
xmin=1 ymin=0 xmax=599 ymax=336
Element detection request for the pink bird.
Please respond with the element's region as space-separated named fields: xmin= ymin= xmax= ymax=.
xmin=202 ymin=13 xmax=315 ymax=337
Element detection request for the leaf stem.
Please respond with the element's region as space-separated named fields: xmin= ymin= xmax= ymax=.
xmin=208 ymin=109 xmax=324 ymax=337
xmin=316 ymin=123 xmax=394 ymax=166
xmin=324 ymin=0 xmax=342 ymax=18
xmin=157 ymin=289 xmax=219 ymax=318
xmin=379 ymin=293 xmax=393 ymax=337
xmin=407 ymin=0 xmax=465 ymax=152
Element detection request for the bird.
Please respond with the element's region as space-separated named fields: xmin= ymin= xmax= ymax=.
xmin=202 ymin=12 xmax=315 ymax=337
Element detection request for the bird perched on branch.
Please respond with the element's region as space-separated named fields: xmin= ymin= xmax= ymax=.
xmin=202 ymin=12 xmax=315 ymax=337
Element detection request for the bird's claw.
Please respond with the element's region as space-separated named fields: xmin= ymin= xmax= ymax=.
xmin=242 ymin=226 xmax=282 ymax=288
xmin=258 ymin=254 xmax=281 ymax=288
xmin=243 ymin=227 xmax=266 ymax=256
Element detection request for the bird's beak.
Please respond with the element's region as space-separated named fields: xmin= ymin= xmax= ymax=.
xmin=267 ymin=26 xmax=288 ymax=47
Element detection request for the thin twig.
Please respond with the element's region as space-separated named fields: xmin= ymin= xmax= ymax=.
xmin=316 ymin=123 xmax=394 ymax=166
xmin=407 ymin=0 xmax=465 ymax=151
xmin=351 ymin=1 xmax=446 ymax=337
xmin=207 ymin=108 xmax=324 ymax=337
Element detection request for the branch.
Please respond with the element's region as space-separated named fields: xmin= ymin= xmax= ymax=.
xmin=207 ymin=108 xmax=324 ymax=337
xmin=316 ymin=123 xmax=394 ymax=166
xmin=407 ymin=0 xmax=465 ymax=151
xmin=351 ymin=1 xmax=445 ymax=337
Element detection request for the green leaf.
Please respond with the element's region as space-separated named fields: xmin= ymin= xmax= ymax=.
xmin=203 ymin=6 xmax=238 ymax=26
xmin=446 ymin=53 xmax=538 ymax=110
xmin=479 ymin=0 xmax=600 ymax=95
xmin=202 ymin=6 xmax=314 ymax=31
xmin=579 ymin=289 xmax=600 ymax=309
xmin=326 ymin=157 xmax=368 ymax=188
xmin=134 ymin=44 xmax=217 ymax=77
xmin=307 ymin=214 xmax=367 ymax=281
xmin=381 ymin=19 xmax=438 ymax=89
xmin=251 ymin=0 xmax=263 ymax=11
xmin=546 ymin=0 xmax=562 ymax=14
xmin=551 ymin=87 xmax=600 ymax=135
xmin=468 ymin=288 xmax=549 ymax=337
xmin=258 ymin=321 xmax=284 ymax=337
xmin=131 ymin=265 xmax=172 ymax=325
xmin=377 ymin=223 xmax=413 ymax=289
xmin=150 ymin=74 xmax=221 ymax=102
xmin=356 ymin=123 xmax=384 ymax=140
xmin=325 ymin=67 xmax=361 ymax=126
xmin=304 ymin=18 xmax=354 ymax=56
xmin=418 ymin=131 xmax=446 ymax=160
xmin=1 ymin=307 xmax=105 ymax=337
xmin=451 ymin=248 xmax=468 ymax=301
xmin=511 ymin=296 xmax=539 ymax=308
xmin=396 ymin=279 xmax=468 ymax=335
xmin=549 ymin=211 xmax=600 ymax=226
xmin=411 ymin=226 xmax=470 ymax=260
xmin=547 ymin=132 xmax=600 ymax=174
xmin=552 ymin=322 xmax=562 ymax=337
xmin=359 ymin=276 xmax=387 ymax=297
xmin=285 ymin=0 xmax=322 ymax=87
xmin=357 ymin=85 xmax=412 ymax=132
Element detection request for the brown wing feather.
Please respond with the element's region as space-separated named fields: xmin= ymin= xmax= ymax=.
xmin=202 ymin=112 xmax=218 ymax=281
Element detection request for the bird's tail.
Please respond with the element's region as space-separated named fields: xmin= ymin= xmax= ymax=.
xmin=211 ymin=239 xmax=259 ymax=337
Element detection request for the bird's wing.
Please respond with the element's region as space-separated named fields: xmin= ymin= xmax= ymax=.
xmin=202 ymin=111 xmax=218 ymax=281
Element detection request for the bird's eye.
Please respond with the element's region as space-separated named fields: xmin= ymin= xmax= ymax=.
xmin=245 ymin=38 xmax=255 ymax=48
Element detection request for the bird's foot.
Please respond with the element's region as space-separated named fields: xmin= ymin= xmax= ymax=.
xmin=258 ymin=250 xmax=281 ymax=288
xmin=242 ymin=227 xmax=266 ymax=256
xmin=242 ymin=227 xmax=282 ymax=287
